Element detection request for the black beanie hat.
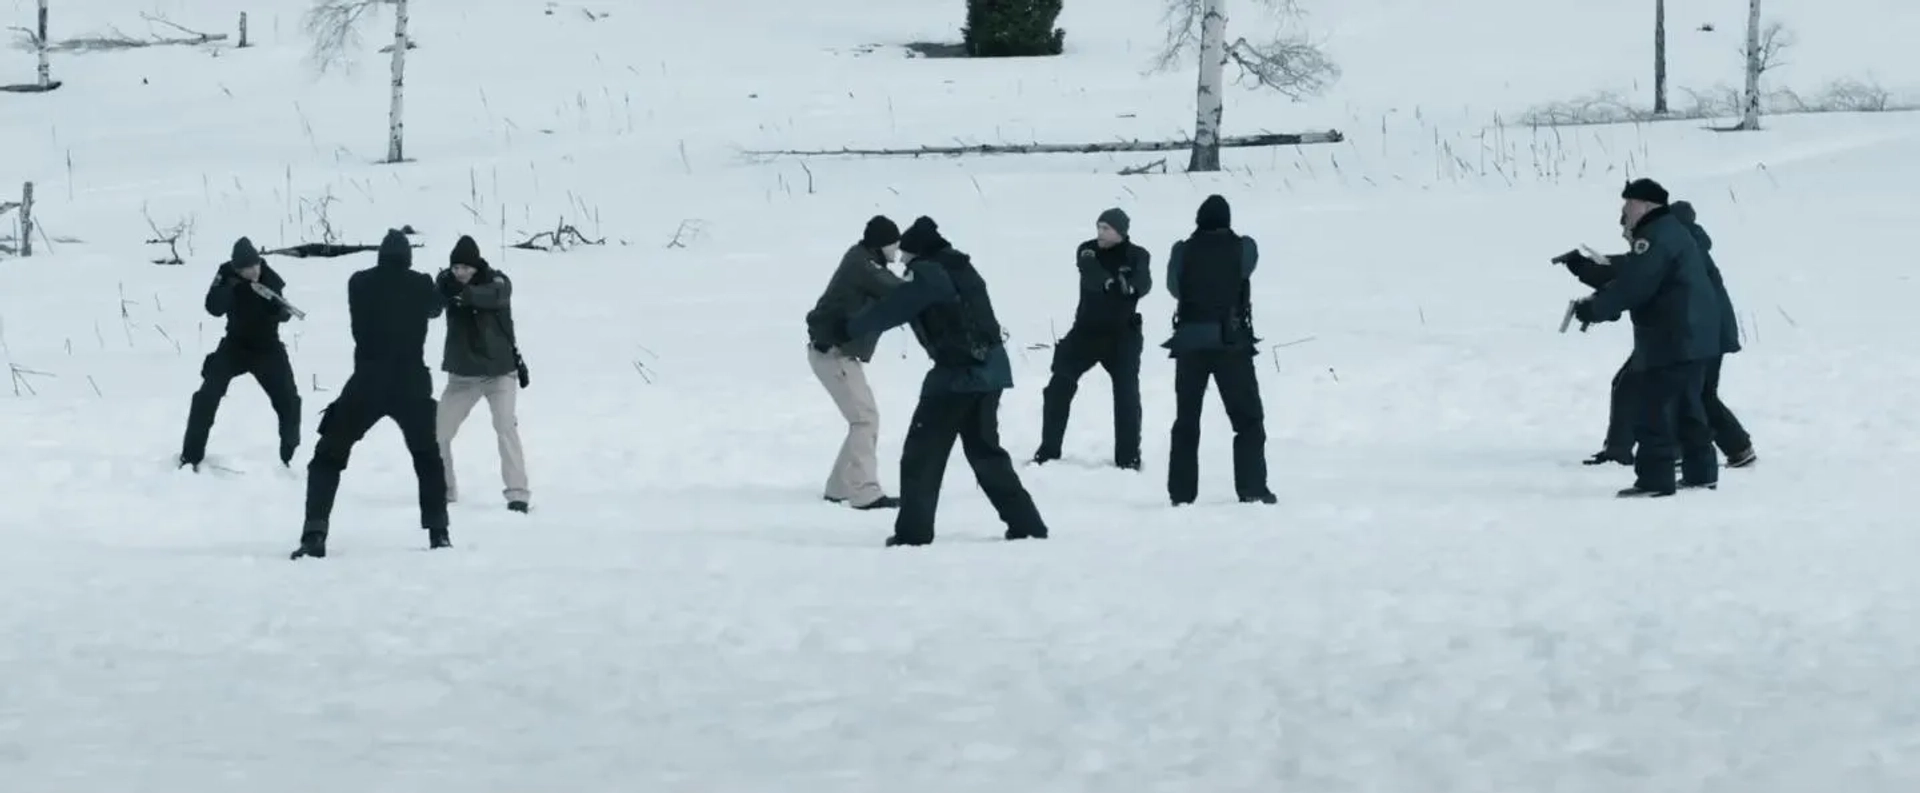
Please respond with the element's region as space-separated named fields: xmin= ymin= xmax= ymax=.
xmin=378 ymin=228 xmax=413 ymax=268
xmin=230 ymin=237 xmax=263 ymax=267
xmin=1195 ymin=194 xmax=1231 ymax=231
xmin=1621 ymin=178 xmax=1669 ymax=205
xmin=898 ymin=216 xmax=949 ymax=256
xmin=450 ymin=235 xmax=487 ymax=269
xmin=861 ymin=215 xmax=901 ymax=248
xmin=1097 ymin=207 xmax=1131 ymax=237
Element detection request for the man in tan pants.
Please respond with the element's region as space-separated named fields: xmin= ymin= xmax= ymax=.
xmin=435 ymin=236 xmax=531 ymax=512
xmin=804 ymin=216 xmax=905 ymax=509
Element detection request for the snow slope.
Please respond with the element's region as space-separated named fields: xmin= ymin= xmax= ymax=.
xmin=3 ymin=0 xmax=1919 ymax=790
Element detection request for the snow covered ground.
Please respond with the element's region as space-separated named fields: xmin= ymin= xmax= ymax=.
xmin=3 ymin=0 xmax=1919 ymax=789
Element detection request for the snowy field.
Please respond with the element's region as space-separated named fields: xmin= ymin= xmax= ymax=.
xmin=4 ymin=0 xmax=1920 ymax=789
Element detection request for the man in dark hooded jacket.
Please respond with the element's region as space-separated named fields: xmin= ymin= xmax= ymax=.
xmin=1571 ymin=178 xmax=1723 ymax=496
xmin=1162 ymin=195 xmax=1276 ymax=506
xmin=1560 ymin=195 xmax=1756 ymax=470
xmin=804 ymin=215 xmax=904 ymax=509
xmin=292 ymin=229 xmax=449 ymax=559
xmin=435 ymin=235 xmax=532 ymax=514
xmin=1034 ymin=207 xmax=1152 ymax=470
xmin=178 ymin=237 xmax=302 ymax=470
xmin=824 ymin=216 xmax=1048 ymax=546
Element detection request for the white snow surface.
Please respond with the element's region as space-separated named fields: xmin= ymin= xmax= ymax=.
xmin=3 ymin=0 xmax=1920 ymax=790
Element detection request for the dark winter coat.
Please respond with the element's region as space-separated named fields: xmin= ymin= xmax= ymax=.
xmin=1580 ymin=205 xmax=1723 ymax=369
xmin=806 ymin=243 xmax=904 ymax=362
xmin=1163 ymin=231 xmax=1259 ymax=354
xmin=437 ymin=262 xmax=518 ymax=378
xmin=1071 ymin=239 xmax=1152 ymax=333
xmin=1670 ymin=202 xmax=1741 ymax=355
xmin=205 ymin=258 xmax=292 ymax=350
xmin=847 ymin=247 xmax=1013 ymax=396
xmin=345 ymin=230 xmax=443 ymax=392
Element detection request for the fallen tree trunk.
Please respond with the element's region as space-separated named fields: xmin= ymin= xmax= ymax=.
xmin=744 ymin=130 xmax=1344 ymax=159
xmin=263 ymin=242 xmax=419 ymax=259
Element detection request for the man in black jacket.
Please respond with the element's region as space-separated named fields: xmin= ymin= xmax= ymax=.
xmin=825 ymin=216 xmax=1048 ymax=546
xmin=1569 ymin=178 xmax=1724 ymax=496
xmin=804 ymin=216 xmax=904 ymax=509
xmin=1559 ymin=195 xmax=1757 ymax=470
xmin=292 ymin=230 xmax=449 ymax=559
xmin=178 ymin=237 xmax=302 ymax=470
xmin=1034 ymin=208 xmax=1152 ymax=469
xmin=1162 ymin=195 xmax=1276 ymax=506
xmin=435 ymin=235 xmax=532 ymax=513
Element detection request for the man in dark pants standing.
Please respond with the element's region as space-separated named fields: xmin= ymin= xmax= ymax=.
xmin=828 ymin=216 xmax=1048 ymax=547
xmin=1561 ymin=199 xmax=1757 ymax=469
xmin=292 ymin=230 xmax=450 ymax=559
xmin=178 ymin=238 xmax=302 ymax=470
xmin=1034 ymin=208 xmax=1151 ymax=470
xmin=1162 ymin=195 xmax=1276 ymax=506
xmin=1572 ymin=179 xmax=1724 ymax=497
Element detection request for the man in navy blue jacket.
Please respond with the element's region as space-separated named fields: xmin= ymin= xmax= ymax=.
xmin=826 ymin=216 xmax=1048 ymax=546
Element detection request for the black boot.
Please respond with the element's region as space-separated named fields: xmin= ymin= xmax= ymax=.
xmin=289 ymin=521 xmax=328 ymax=559
xmin=427 ymin=525 xmax=452 ymax=549
xmin=1239 ymin=491 xmax=1278 ymax=504
xmin=507 ymin=501 xmax=529 ymax=513
xmin=853 ymin=495 xmax=900 ymax=510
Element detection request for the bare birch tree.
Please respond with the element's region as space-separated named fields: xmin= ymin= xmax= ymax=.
xmin=1738 ymin=0 xmax=1762 ymax=129
xmin=1157 ymin=0 xmax=1338 ymax=171
xmin=1653 ymin=0 xmax=1668 ymax=115
xmin=302 ymin=0 xmax=411 ymax=162
xmin=1734 ymin=1 xmax=1793 ymax=131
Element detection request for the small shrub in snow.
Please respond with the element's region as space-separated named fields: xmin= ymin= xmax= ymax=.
xmin=962 ymin=0 xmax=1065 ymax=58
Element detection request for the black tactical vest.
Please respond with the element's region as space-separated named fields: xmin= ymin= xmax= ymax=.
xmin=1173 ymin=231 xmax=1253 ymax=340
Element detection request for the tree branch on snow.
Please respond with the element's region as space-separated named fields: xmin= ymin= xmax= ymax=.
xmin=512 ymin=217 xmax=605 ymax=252
xmin=742 ymin=131 xmax=1342 ymax=160
xmin=664 ymin=220 xmax=707 ymax=249
xmin=142 ymin=205 xmax=194 ymax=265
xmin=14 ymin=14 xmax=227 ymax=54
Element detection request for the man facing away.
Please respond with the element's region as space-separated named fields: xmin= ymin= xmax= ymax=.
xmin=1571 ymin=178 xmax=1724 ymax=497
xmin=804 ymin=215 xmax=905 ymax=510
xmin=825 ymin=216 xmax=1048 ymax=546
xmin=435 ymin=235 xmax=532 ymax=513
xmin=1162 ymin=195 xmax=1276 ymax=506
xmin=292 ymin=230 xmax=450 ymax=559
xmin=1034 ymin=207 xmax=1152 ymax=470
xmin=178 ymin=237 xmax=302 ymax=470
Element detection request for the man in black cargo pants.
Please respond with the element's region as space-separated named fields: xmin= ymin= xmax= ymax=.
xmin=1034 ymin=207 xmax=1151 ymax=470
xmin=1162 ymin=195 xmax=1276 ymax=506
xmin=292 ymin=230 xmax=450 ymax=559
xmin=828 ymin=216 xmax=1048 ymax=547
xmin=179 ymin=237 xmax=302 ymax=470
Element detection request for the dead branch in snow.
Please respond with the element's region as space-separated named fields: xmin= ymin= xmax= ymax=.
xmin=744 ymin=130 xmax=1343 ymax=160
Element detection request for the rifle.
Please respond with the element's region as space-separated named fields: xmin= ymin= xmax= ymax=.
xmin=249 ymin=281 xmax=306 ymax=320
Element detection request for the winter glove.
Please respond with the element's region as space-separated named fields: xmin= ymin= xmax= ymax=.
xmin=436 ymin=269 xmax=462 ymax=301
xmin=1571 ymin=298 xmax=1598 ymax=325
